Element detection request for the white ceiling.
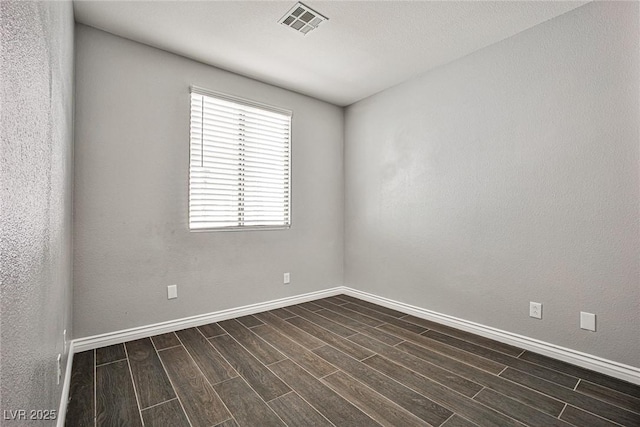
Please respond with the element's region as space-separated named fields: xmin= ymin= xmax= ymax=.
xmin=73 ymin=1 xmax=588 ymax=106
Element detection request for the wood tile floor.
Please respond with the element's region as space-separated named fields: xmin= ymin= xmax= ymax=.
xmin=65 ymin=295 xmax=640 ymax=426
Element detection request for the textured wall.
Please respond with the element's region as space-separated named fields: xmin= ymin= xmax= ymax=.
xmin=345 ymin=2 xmax=640 ymax=367
xmin=73 ymin=25 xmax=344 ymax=338
xmin=1 ymin=0 xmax=74 ymax=424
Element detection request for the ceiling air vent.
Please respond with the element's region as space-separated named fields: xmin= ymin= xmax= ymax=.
xmin=279 ymin=2 xmax=328 ymax=35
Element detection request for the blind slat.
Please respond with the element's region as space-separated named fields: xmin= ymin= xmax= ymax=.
xmin=192 ymin=159 xmax=288 ymax=175
xmin=190 ymin=184 xmax=289 ymax=194
xmin=191 ymin=125 xmax=290 ymax=147
xmin=191 ymin=171 xmax=288 ymax=184
xmin=190 ymin=132 xmax=288 ymax=153
xmin=193 ymin=118 xmax=290 ymax=143
xmin=193 ymin=113 xmax=290 ymax=136
xmin=191 ymin=142 xmax=288 ymax=162
xmin=191 ymin=136 xmax=288 ymax=156
xmin=191 ymin=103 xmax=290 ymax=122
xmin=195 ymin=98 xmax=291 ymax=123
xmin=190 ymin=191 xmax=289 ymax=199
xmin=192 ymin=152 xmax=288 ymax=169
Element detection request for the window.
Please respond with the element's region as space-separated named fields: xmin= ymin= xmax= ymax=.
xmin=189 ymin=87 xmax=291 ymax=230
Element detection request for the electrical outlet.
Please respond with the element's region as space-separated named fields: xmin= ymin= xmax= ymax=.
xmin=580 ymin=312 xmax=596 ymax=331
xmin=529 ymin=302 xmax=542 ymax=319
xmin=167 ymin=285 xmax=178 ymax=299
xmin=56 ymin=354 xmax=62 ymax=385
xmin=283 ymin=272 xmax=290 ymax=284
xmin=63 ymin=329 xmax=67 ymax=353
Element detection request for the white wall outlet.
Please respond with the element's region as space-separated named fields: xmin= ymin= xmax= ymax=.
xmin=63 ymin=329 xmax=67 ymax=353
xmin=167 ymin=284 xmax=178 ymax=299
xmin=56 ymin=354 xmax=62 ymax=385
xmin=580 ymin=312 xmax=596 ymax=331
xmin=283 ymin=272 xmax=290 ymax=284
xmin=529 ymin=302 xmax=542 ymax=319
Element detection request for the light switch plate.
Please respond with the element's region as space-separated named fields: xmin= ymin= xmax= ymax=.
xmin=168 ymin=285 xmax=178 ymax=299
xmin=580 ymin=312 xmax=596 ymax=331
xmin=284 ymin=273 xmax=290 ymax=284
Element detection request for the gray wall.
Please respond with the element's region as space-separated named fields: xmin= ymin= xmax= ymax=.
xmin=345 ymin=1 xmax=640 ymax=367
xmin=73 ymin=25 xmax=344 ymax=338
xmin=1 ymin=0 xmax=74 ymax=423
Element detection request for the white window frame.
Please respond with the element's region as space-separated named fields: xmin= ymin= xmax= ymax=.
xmin=188 ymin=86 xmax=292 ymax=231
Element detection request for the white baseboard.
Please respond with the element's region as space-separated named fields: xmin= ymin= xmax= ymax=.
xmin=61 ymin=284 xmax=639 ymax=427
xmin=72 ymin=287 xmax=345 ymax=353
xmin=342 ymin=287 xmax=640 ymax=386
xmin=58 ymin=287 xmax=344 ymax=425
xmin=57 ymin=341 xmax=74 ymax=427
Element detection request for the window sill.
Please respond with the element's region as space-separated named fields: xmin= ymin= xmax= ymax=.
xmin=189 ymin=225 xmax=291 ymax=233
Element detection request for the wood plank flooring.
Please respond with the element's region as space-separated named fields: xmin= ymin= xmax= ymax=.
xmin=66 ymin=295 xmax=640 ymax=427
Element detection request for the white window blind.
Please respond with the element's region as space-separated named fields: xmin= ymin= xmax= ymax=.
xmin=189 ymin=87 xmax=291 ymax=230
